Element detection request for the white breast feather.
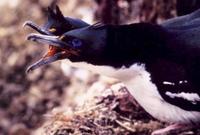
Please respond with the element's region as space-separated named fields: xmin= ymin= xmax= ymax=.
xmin=63 ymin=60 xmax=200 ymax=124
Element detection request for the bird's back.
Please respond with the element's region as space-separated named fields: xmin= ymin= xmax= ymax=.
xmin=104 ymin=23 xmax=169 ymax=67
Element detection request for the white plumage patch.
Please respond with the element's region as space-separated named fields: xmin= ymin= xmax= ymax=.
xmin=163 ymin=81 xmax=175 ymax=85
xmin=63 ymin=60 xmax=200 ymax=124
xmin=165 ymin=91 xmax=200 ymax=104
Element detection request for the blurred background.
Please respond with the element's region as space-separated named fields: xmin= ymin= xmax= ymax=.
xmin=0 ymin=0 xmax=200 ymax=135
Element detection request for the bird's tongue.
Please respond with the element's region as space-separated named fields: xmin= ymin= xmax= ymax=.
xmin=44 ymin=45 xmax=63 ymax=58
xmin=44 ymin=45 xmax=79 ymax=59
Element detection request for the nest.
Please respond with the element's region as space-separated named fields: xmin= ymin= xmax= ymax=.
xmin=42 ymin=83 xmax=163 ymax=135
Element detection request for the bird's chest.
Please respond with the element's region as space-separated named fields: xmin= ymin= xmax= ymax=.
xmin=65 ymin=60 xmax=200 ymax=111
xmin=65 ymin=60 xmax=157 ymax=100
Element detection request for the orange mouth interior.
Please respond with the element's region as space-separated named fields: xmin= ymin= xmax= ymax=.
xmin=43 ymin=45 xmax=80 ymax=59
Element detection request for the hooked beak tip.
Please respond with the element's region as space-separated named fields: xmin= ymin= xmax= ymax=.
xmin=25 ymin=68 xmax=32 ymax=74
xmin=26 ymin=65 xmax=35 ymax=74
xmin=26 ymin=34 xmax=35 ymax=41
xmin=23 ymin=21 xmax=32 ymax=28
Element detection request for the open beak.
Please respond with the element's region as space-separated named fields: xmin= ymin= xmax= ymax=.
xmin=26 ymin=33 xmax=80 ymax=73
xmin=23 ymin=21 xmax=52 ymax=35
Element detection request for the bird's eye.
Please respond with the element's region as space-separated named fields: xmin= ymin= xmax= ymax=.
xmin=71 ymin=38 xmax=82 ymax=48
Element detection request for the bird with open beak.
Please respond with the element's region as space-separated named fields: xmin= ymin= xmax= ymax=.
xmin=25 ymin=7 xmax=200 ymax=135
xmin=23 ymin=5 xmax=89 ymax=72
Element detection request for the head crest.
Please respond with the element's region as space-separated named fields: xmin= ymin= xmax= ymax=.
xmin=47 ymin=5 xmax=65 ymax=21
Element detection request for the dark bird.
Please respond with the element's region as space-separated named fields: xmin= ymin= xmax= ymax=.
xmin=25 ymin=8 xmax=200 ymax=135
xmin=23 ymin=5 xmax=89 ymax=36
xmin=23 ymin=6 xmax=89 ymax=71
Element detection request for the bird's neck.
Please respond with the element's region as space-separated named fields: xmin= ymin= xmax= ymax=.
xmin=102 ymin=23 xmax=169 ymax=68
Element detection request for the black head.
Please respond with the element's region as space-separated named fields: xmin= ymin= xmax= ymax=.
xmin=23 ymin=5 xmax=89 ymax=36
xmin=44 ymin=5 xmax=90 ymax=35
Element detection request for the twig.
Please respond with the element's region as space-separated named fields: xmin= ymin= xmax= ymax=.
xmin=115 ymin=120 xmax=136 ymax=133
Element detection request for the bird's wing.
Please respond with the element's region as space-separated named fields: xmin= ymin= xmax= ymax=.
xmin=159 ymin=10 xmax=200 ymax=111
xmin=161 ymin=8 xmax=200 ymax=29
xmin=147 ymin=59 xmax=200 ymax=111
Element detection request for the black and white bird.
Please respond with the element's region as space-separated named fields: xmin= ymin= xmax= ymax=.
xmin=25 ymin=8 xmax=200 ymax=135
